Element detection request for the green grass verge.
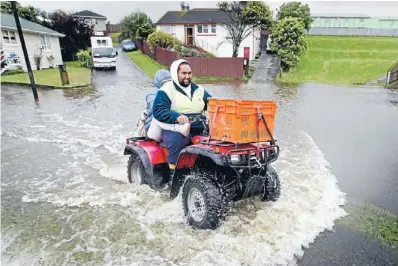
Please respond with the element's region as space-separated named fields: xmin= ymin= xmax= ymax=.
xmin=243 ymin=66 xmax=255 ymax=81
xmin=125 ymin=50 xmax=168 ymax=79
xmin=1 ymin=61 xmax=91 ymax=88
xmin=125 ymin=50 xmax=235 ymax=82
xmin=338 ymin=203 xmax=398 ymax=248
xmin=279 ymin=35 xmax=398 ymax=85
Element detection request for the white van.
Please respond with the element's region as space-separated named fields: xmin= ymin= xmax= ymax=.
xmin=90 ymin=36 xmax=118 ymax=70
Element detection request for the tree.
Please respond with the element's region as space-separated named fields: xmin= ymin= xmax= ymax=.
xmin=276 ymin=1 xmax=313 ymax=31
xmin=120 ymin=11 xmax=154 ymax=40
xmin=46 ymin=10 xmax=94 ymax=61
xmin=270 ymin=17 xmax=307 ymax=72
xmin=1 ymin=1 xmax=41 ymax=24
xmin=135 ymin=22 xmax=154 ymax=40
xmin=218 ymin=1 xmax=273 ymax=57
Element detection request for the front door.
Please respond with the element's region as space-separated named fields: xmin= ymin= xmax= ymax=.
xmin=185 ymin=27 xmax=194 ymax=46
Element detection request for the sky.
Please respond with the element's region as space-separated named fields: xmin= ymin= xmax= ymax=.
xmin=20 ymin=1 xmax=398 ymax=24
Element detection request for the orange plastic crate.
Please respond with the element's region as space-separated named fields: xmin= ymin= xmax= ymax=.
xmin=208 ymin=98 xmax=277 ymax=144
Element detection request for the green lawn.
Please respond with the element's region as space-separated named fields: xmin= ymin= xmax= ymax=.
xmin=125 ymin=50 xmax=234 ymax=82
xmin=279 ymin=35 xmax=398 ymax=85
xmin=338 ymin=204 xmax=398 ymax=248
xmin=1 ymin=61 xmax=91 ymax=87
xmin=125 ymin=50 xmax=168 ymax=79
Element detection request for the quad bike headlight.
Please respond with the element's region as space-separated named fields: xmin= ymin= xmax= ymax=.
xmin=228 ymin=154 xmax=246 ymax=164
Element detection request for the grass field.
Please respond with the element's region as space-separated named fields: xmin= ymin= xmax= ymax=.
xmin=1 ymin=61 xmax=91 ymax=87
xmin=279 ymin=36 xmax=398 ymax=85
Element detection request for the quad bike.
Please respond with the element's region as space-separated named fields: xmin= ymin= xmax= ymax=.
xmin=124 ymin=110 xmax=280 ymax=230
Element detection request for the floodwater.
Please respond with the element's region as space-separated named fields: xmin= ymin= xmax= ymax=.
xmin=1 ymin=51 xmax=397 ymax=266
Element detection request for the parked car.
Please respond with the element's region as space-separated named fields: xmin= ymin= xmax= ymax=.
xmin=121 ymin=39 xmax=137 ymax=52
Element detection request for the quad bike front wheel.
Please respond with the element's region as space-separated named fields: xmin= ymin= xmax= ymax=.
xmin=127 ymin=154 xmax=148 ymax=186
xmin=182 ymin=177 xmax=225 ymax=230
xmin=261 ymin=166 xmax=281 ymax=202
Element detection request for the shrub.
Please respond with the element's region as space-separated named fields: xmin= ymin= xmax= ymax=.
xmin=147 ymin=31 xmax=182 ymax=52
xmin=76 ymin=49 xmax=93 ymax=68
xmin=205 ymin=52 xmax=216 ymax=58
xmin=271 ymin=17 xmax=307 ymax=71
xmin=180 ymin=46 xmax=200 ymax=57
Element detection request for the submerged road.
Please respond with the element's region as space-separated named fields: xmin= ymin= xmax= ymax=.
xmin=1 ymin=50 xmax=397 ymax=265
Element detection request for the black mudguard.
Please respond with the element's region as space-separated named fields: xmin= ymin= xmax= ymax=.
xmin=170 ymin=146 xmax=227 ymax=200
xmin=124 ymin=144 xmax=154 ymax=178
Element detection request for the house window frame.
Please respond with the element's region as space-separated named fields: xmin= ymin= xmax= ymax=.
xmin=2 ymin=30 xmax=17 ymax=45
xmin=196 ymin=24 xmax=216 ymax=35
xmin=160 ymin=25 xmax=176 ymax=36
xmin=40 ymin=34 xmax=52 ymax=51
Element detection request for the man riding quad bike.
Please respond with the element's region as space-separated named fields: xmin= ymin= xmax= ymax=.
xmin=124 ymin=59 xmax=281 ymax=230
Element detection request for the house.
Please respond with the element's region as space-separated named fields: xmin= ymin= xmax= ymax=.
xmin=309 ymin=13 xmax=398 ymax=36
xmin=156 ymin=6 xmax=262 ymax=60
xmin=1 ymin=12 xmax=65 ymax=72
xmin=72 ymin=10 xmax=107 ymax=33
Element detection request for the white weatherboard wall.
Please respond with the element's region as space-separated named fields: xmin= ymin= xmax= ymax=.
xmin=156 ymin=25 xmax=185 ymax=42
xmin=1 ymin=28 xmax=63 ymax=71
xmin=157 ymin=24 xmax=260 ymax=60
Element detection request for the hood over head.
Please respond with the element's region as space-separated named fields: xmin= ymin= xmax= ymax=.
xmin=153 ymin=69 xmax=172 ymax=89
xmin=170 ymin=59 xmax=191 ymax=89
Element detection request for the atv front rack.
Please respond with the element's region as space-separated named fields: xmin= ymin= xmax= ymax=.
xmin=224 ymin=144 xmax=280 ymax=169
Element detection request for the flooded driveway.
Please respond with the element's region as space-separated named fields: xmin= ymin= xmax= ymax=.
xmin=1 ymin=51 xmax=397 ymax=265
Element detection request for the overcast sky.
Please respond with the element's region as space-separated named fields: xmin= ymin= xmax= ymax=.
xmin=20 ymin=1 xmax=398 ymax=23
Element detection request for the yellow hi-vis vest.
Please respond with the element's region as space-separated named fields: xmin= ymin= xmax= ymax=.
xmin=160 ymin=81 xmax=205 ymax=114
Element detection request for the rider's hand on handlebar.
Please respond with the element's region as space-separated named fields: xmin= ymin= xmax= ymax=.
xmin=177 ymin=115 xmax=189 ymax=124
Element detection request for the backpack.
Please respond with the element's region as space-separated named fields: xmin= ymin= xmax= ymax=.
xmin=134 ymin=109 xmax=148 ymax=137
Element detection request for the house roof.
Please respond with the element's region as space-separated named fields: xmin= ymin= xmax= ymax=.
xmin=72 ymin=10 xmax=107 ymax=19
xmin=156 ymin=9 xmax=229 ymax=24
xmin=1 ymin=13 xmax=65 ymax=37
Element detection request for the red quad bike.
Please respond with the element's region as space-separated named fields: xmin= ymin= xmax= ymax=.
xmin=124 ymin=104 xmax=280 ymax=230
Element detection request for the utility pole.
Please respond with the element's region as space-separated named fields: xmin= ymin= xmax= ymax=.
xmin=11 ymin=1 xmax=39 ymax=105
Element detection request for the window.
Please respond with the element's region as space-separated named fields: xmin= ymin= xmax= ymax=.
xmin=315 ymin=18 xmax=321 ymax=27
xmin=96 ymin=39 xmax=107 ymax=46
xmin=2 ymin=30 xmax=17 ymax=44
xmin=390 ymin=20 xmax=395 ymax=27
xmin=325 ymin=18 xmax=331 ymax=27
xmin=40 ymin=35 xmax=52 ymax=50
xmin=335 ymin=18 xmax=340 ymax=27
xmin=359 ymin=18 xmax=365 ymax=27
xmin=197 ymin=24 xmax=216 ymax=34
xmin=160 ymin=26 xmax=175 ymax=36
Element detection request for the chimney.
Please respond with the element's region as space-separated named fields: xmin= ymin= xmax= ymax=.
xmin=180 ymin=2 xmax=190 ymax=11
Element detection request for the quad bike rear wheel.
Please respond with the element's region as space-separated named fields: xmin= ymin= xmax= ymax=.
xmin=127 ymin=154 xmax=148 ymax=185
xmin=182 ymin=177 xmax=225 ymax=230
xmin=261 ymin=166 xmax=281 ymax=202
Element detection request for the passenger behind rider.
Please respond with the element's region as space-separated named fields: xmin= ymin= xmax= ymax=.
xmin=152 ymin=59 xmax=212 ymax=173
xmin=135 ymin=69 xmax=190 ymax=139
